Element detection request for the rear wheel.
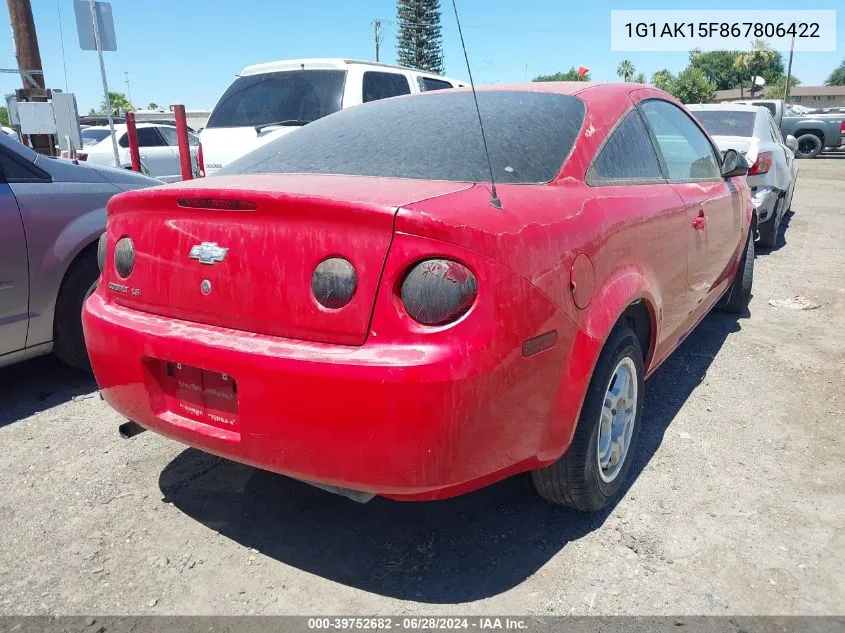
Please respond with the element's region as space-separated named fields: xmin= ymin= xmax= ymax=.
xmin=795 ymin=133 xmax=822 ymax=159
xmin=54 ymin=249 xmax=99 ymax=371
xmin=718 ymin=232 xmax=754 ymax=314
xmin=757 ymin=197 xmax=781 ymax=248
xmin=532 ymin=325 xmax=644 ymax=511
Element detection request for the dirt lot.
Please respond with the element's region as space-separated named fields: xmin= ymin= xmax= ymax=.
xmin=1 ymin=158 xmax=843 ymax=616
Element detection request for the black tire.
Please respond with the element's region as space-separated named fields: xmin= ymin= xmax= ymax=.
xmin=718 ymin=232 xmax=754 ymax=314
xmin=53 ymin=248 xmax=99 ymax=371
xmin=795 ymin=133 xmax=822 ymax=159
xmin=532 ymin=325 xmax=644 ymax=511
xmin=757 ymin=198 xmax=780 ymax=248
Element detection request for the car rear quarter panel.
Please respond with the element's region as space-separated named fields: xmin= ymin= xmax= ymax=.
xmin=11 ymin=181 xmax=109 ymax=346
xmin=399 ymin=87 xmax=680 ymax=360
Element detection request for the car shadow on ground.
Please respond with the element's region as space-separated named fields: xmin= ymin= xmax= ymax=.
xmin=757 ymin=210 xmax=794 ymax=254
xmin=160 ymin=313 xmax=742 ymax=603
xmin=0 ymin=355 xmax=96 ymax=429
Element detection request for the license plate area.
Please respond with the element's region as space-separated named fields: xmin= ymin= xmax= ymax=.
xmin=155 ymin=361 xmax=239 ymax=430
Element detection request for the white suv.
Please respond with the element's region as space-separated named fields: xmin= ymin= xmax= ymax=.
xmin=200 ymin=58 xmax=466 ymax=175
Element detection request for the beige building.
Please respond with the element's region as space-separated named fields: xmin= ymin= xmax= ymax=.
xmin=713 ymin=85 xmax=845 ymax=107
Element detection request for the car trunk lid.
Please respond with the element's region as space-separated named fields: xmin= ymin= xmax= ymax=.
xmin=105 ymin=174 xmax=471 ymax=345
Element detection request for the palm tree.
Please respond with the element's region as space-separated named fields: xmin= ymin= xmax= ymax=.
xmin=633 ymin=72 xmax=646 ymax=84
xmin=826 ymin=59 xmax=845 ymax=86
xmin=733 ymin=40 xmax=775 ymax=96
xmin=617 ymin=59 xmax=635 ymax=82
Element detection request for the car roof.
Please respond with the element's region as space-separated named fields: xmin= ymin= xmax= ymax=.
xmin=686 ymin=103 xmax=765 ymax=113
xmin=238 ymin=57 xmax=466 ymax=85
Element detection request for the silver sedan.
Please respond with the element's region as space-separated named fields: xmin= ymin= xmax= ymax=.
xmin=0 ymin=133 xmax=159 ymax=370
xmin=688 ymin=103 xmax=800 ymax=248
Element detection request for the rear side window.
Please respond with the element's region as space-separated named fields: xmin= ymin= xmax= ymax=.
xmin=137 ymin=128 xmax=166 ymax=147
xmin=158 ymin=126 xmax=178 ymax=146
xmin=206 ymin=70 xmax=346 ymax=128
xmin=640 ymin=100 xmax=721 ymax=181
xmin=588 ymin=111 xmax=663 ymax=183
xmin=0 ymin=149 xmax=49 ymax=182
xmin=418 ymin=76 xmax=453 ymax=92
xmin=220 ymin=91 xmax=586 ymax=184
xmin=363 ymin=71 xmax=411 ymax=103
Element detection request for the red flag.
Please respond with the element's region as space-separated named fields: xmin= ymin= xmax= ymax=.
xmin=577 ymin=66 xmax=589 ymax=78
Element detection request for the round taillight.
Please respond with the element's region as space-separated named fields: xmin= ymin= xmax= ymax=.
xmin=114 ymin=237 xmax=135 ymax=279
xmin=97 ymin=232 xmax=107 ymax=272
xmin=312 ymin=257 xmax=357 ymax=309
xmin=401 ymin=259 xmax=477 ymax=326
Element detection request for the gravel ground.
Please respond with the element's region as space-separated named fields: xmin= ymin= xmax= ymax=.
xmin=1 ymin=158 xmax=843 ymax=616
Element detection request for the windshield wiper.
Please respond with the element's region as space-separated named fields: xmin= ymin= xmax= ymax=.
xmin=254 ymin=120 xmax=310 ymax=133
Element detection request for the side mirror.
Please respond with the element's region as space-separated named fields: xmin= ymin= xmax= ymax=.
xmin=785 ymin=135 xmax=798 ymax=154
xmin=721 ymin=148 xmax=749 ymax=178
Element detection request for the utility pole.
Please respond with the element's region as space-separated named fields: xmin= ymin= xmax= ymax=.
xmin=7 ymin=0 xmax=53 ymax=155
xmin=372 ymin=18 xmax=387 ymax=62
xmin=124 ymin=71 xmax=131 ymax=104
xmin=783 ymin=35 xmax=795 ymax=104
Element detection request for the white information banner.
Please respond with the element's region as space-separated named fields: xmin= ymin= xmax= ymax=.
xmin=611 ymin=10 xmax=836 ymax=52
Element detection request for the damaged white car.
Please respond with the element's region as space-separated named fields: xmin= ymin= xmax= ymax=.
xmin=689 ymin=103 xmax=799 ymax=247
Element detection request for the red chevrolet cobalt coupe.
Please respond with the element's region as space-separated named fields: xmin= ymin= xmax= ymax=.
xmin=84 ymin=83 xmax=754 ymax=511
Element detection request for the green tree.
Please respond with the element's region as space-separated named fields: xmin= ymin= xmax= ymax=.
xmin=764 ymin=75 xmax=801 ymax=99
xmin=0 ymin=106 xmax=9 ymax=127
xmin=533 ymin=67 xmax=590 ymax=82
xmin=734 ymin=40 xmax=778 ymax=94
xmin=688 ymin=50 xmax=744 ymax=90
xmin=100 ymin=92 xmax=134 ymax=116
xmin=651 ymin=69 xmax=675 ymax=92
xmin=616 ymin=59 xmax=635 ymax=82
xmin=147 ymin=102 xmax=160 ymax=110
xmin=633 ymin=72 xmax=646 ymax=84
xmin=396 ymin=0 xmax=444 ymax=74
xmin=666 ymin=67 xmax=716 ymax=104
xmin=826 ymin=59 xmax=845 ymax=86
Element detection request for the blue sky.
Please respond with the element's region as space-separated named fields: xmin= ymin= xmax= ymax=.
xmin=1 ymin=0 xmax=842 ymax=113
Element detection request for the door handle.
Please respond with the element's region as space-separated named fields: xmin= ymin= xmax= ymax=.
xmin=692 ymin=211 xmax=706 ymax=231
xmin=139 ymin=153 xmax=147 ymax=159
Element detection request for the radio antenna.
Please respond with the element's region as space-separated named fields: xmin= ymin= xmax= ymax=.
xmin=451 ymin=0 xmax=502 ymax=210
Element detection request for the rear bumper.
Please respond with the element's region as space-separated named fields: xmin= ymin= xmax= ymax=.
xmin=83 ymin=285 xmax=579 ymax=500
xmin=751 ymin=186 xmax=779 ymax=224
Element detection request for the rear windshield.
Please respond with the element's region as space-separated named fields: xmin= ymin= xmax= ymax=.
xmin=81 ymin=128 xmax=111 ymax=147
xmin=690 ymin=110 xmax=756 ymax=137
xmin=219 ymin=91 xmax=586 ymax=184
xmin=750 ymin=102 xmax=777 ymax=118
xmin=206 ymin=70 xmax=346 ymax=129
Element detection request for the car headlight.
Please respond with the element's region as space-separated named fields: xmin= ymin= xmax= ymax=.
xmin=401 ymin=259 xmax=477 ymax=325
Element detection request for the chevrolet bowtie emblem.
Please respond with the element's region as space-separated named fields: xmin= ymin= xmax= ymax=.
xmin=189 ymin=242 xmax=229 ymax=265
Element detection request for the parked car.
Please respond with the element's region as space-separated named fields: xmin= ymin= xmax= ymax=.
xmin=0 ymin=133 xmax=158 ymax=370
xmin=688 ymin=103 xmax=799 ymax=247
xmin=734 ymin=99 xmax=845 ymax=158
xmin=2 ymin=126 xmax=17 ymax=138
xmin=85 ymin=83 xmax=754 ymax=510
xmin=200 ymin=58 xmax=467 ymax=175
xmin=80 ymin=123 xmax=199 ymax=182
